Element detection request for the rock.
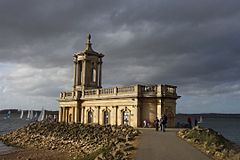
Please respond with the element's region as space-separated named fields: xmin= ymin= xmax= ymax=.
xmin=1 ymin=121 xmax=139 ymax=158
xmin=177 ymin=127 xmax=240 ymax=160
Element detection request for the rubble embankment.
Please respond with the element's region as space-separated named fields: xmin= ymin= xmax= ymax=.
xmin=0 ymin=121 xmax=140 ymax=160
xmin=177 ymin=126 xmax=240 ymax=160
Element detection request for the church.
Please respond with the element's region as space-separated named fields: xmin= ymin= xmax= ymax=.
xmin=58 ymin=34 xmax=180 ymax=127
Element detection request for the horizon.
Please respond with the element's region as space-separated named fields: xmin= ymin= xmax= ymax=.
xmin=0 ymin=1 xmax=240 ymax=113
xmin=1 ymin=108 xmax=240 ymax=115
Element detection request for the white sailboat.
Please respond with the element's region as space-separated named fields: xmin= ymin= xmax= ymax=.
xmin=34 ymin=112 xmax=38 ymax=119
xmin=198 ymin=116 xmax=203 ymax=124
xmin=26 ymin=110 xmax=30 ymax=120
xmin=20 ymin=110 xmax=24 ymax=119
xmin=38 ymin=108 xmax=45 ymax=121
xmin=29 ymin=110 xmax=34 ymax=120
xmin=4 ymin=110 xmax=11 ymax=119
xmin=7 ymin=110 xmax=11 ymax=119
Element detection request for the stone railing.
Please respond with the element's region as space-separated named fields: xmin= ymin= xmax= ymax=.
xmin=162 ymin=85 xmax=177 ymax=97
xmin=60 ymin=84 xmax=177 ymax=100
xmin=82 ymin=85 xmax=158 ymax=98
xmin=99 ymin=88 xmax=115 ymax=95
xmin=59 ymin=91 xmax=81 ymax=100
xmin=83 ymin=85 xmax=136 ymax=98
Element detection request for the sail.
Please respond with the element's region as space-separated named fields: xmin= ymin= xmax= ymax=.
xmin=34 ymin=112 xmax=38 ymax=119
xmin=38 ymin=108 xmax=45 ymax=121
xmin=27 ymin=110 xmax=30 ymax=119
xmin=7 ymin=110 xmax=11 ymax=119
xmin=20 ymin=110 xmax=24 ymax=119
xmin=29 ymin=110 xmax=34 ymax=120
xmin=199 ymin=116 xmax=203 ymax=123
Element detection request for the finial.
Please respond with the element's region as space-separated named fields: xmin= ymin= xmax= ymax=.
xmin=87 ymin=33 xmax=91 ymax=43
xmin=85 ymin=33 xmax=92 ymax=51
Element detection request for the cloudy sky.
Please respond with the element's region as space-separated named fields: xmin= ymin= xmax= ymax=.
xmin=0 ymin=0 xmax=239 ymax=113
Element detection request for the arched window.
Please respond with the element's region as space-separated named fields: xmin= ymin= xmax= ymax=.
xmin=122 ymin=111 xmax=130 ymax=126
xmin=88 ymin=111 xmax=93 ymax=123
xmin=91 ymin=62 xmax=96 ymax=82
xmin=103 ymin=110 xmax=109 ymax=125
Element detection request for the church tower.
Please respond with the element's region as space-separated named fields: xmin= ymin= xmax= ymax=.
xmin=73 ymin=34 xmax=104 ymax=91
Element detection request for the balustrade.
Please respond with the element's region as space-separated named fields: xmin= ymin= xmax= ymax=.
xmin=99 ymin=88 xmax=114 ymax=95
xmin=84 ymin=89 xmax=97 ymax=96
xmin=60 ymin=84 xmax=177 ymax=100
xmin=117 ymin=86 xmax=135 ymax=93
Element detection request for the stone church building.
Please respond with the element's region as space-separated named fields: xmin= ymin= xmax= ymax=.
xmin=58 ymin=34 xmax=180 ymax=127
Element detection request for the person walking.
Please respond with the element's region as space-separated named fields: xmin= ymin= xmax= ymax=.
xmin=163 ymin=114 xmax=168 ymax=129
xmin=160 ymin=116 xmax=165 ymax=132
xmin=194 ymin=118 xmax=198 ymax=126
xmin=154 ymin=117 xmax=160 ymax=131
xmin=187 ymin=117 xmax=192 ymax=128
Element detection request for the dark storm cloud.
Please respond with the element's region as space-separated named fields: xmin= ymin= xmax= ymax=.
xmin=0 ymin=0 xmax=240 ymax=106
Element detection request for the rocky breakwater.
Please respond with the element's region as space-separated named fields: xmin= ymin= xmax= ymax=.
xmin=0 ymin=121 xmax=140 ymax=160
xmin=177 ymin=126 xmax=240 ymax=160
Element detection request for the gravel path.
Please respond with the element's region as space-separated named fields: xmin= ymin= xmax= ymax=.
xmin=136 ymin=128 xmax=211 ymax=160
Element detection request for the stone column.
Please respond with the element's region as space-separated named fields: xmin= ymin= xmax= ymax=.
xmin=157 ymin=99 xmax=162 ymax=119
xmin=81 ymin=60 xmax=86 ymax=89
xmin=96 ymin=62 xmax=99 ymax=87
xmin=116 ymin=106 xmax=118 ymax=125
xmin=75 ymin=106 xmax=79 ymax=123
xmin=137 ymin=106 xmax=141 ymax=127
xmin=131 ymin=105 xmax=138 ymax=127
xmin=78 ymin=61 xmax=82 ymax=85
xmin=73 ymin=60 xmax=77 ymax=88
xmin=99 ymin=108 xmax=103 ymax=125
xmin=59 ymin=107 xmax=62 ymax=122
xmin=99 ymin=60 xmax=102 ymax=88
xmin=72 ymin=107 xmax=75 ymax=123
xmin=63 ymin=107 xmax=66 ymax=122
xmin=82 ymin=107 xmax=85 ymax=124
xmin=97 ymin=106 xmax=100 ymax=124
xmin=111 ymin=106 xmax=116 ymax=125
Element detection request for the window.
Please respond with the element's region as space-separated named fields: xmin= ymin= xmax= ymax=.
xmin=91 ymin=62 xmax=96 ymax=82
xmin=88 ymin=111 xmax=93 ymax=123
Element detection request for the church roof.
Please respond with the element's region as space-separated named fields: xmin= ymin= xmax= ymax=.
xmin=75 ymin=34 xmax=104 ymax=58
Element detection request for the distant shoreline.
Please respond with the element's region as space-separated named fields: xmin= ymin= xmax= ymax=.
xmin=1 ymin=109 xmax=240 ymax=115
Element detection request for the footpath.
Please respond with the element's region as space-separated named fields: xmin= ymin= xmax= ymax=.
xmin=135 ymin=128 xmax=210 ymax=160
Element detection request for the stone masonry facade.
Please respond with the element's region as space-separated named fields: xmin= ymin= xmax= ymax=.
xmin=58 ymin=34 xmax=180 ymax=127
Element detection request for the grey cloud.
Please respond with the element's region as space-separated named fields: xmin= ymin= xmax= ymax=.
xmin=0 ymin=0 xmax=240 ymax=111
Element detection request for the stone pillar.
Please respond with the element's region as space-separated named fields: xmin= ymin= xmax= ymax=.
xmin=81 ymin=107 xmax=85 ymax=124
xmin=99 ymin=60 xmax=102 ymax=88
xmin=63 ymin=107 xmax=66 ymax=122
xmin=99 ymin=108 xmax=103 ymax=125
xmin=73 ymin=61 xmax=77 ymax=88
xmin=59 ymin=107 xmax=62 ymax=122
xmin=137 ymin=106 xmax=141 ymax=127
xmin=131 ymin=105 xmax=138 ymax=128
xmin=78 ymin=61 xmax=82 ymax=85
xmin=111 ymin=106 xmax=116 ymax=125
xmin=75 ymin=106 xmax=79 ymax=123
xmin=157 ymin=99 xmax=162 ymax=119
xmin=117 ymin=107 xmax=122 ymax=125
xmin=72 ymin=107 xmax=75 ymax=123
xmin=97 ymin=106 xmax=100 ymax=124
xmin=116 ymin=106 xmax=118 ymax=125
xmin=81 ymin=60 xmax=86 ymax=89
xmin=96 ymin=62 xmax=99 ymax=87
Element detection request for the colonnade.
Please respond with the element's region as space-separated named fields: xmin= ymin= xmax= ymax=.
xmin=73 ymin=57 xmax=103 ymax=88
xmin=59 ymin=105 xmax=139 ymax=127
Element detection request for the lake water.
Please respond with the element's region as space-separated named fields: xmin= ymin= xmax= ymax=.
xmin=0 ymin=115 xmax=33 ymax=154
xmin=0 ymin=114 xmax=240 ymax=154
xmin=176 ymin=114 xmax=240 ymax=145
